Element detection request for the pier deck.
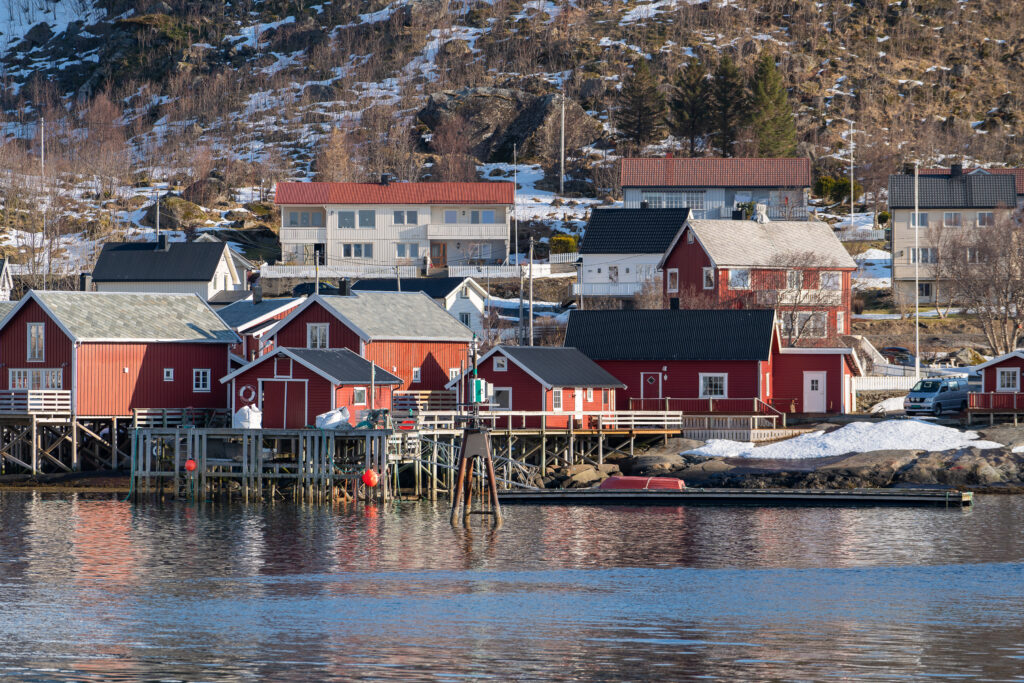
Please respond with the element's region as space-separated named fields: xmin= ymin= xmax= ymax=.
xmin=498 ymin=487 xmax=974 ymax=507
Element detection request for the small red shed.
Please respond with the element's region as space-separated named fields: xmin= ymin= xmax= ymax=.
xmin=264 ymin=291 xmax=474 ymax=391
xmin=0 ymin=291 xmax=240 ymax=417
xmin=564 ymin=309 xmax=860 ymax=414
xmin=968 ymin=351 xmax=1024 ymax=412
xmin=446 ymin=345 xmax=624 ymax=428
xmin=221 ymin=347 xmax=401 ymax=428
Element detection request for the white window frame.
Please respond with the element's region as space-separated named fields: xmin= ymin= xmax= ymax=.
xmin=481 ymin=209 xmax=496 ymax=223
xmin=492 ymin=387 xmax=512 ymax=411
xmin=444 ymin=209 xmax=458 ymax=223
xmin=552 ymin=388 xmax=563 ymax=411
xmin=26 ymin=323 xmax=44 ymax=362
xmin=449 ymin=368 xmax=460 ymax=381
xmin=667 ymin=268 xmax=679 ymax=293
xmin=396 ymin=243 xmax=406 ymax=258
xmin=393 ymin=210 xmax=406 ymax=225
xmin=911 ymin=212 xmax=929 ymax=229
xmin=493 ymin=356 xmax=508 ymax=372
xmin=728 ymin=268 xmax=751 ymax=290
xmin=307 ymin=323 xmax=329 ymax=349
xmin=820 ymin=271 xmax=841 ymax=290
xmin=836 ymin=311 xmax=845 ymax=334
xmin=412 ymin=367 xmax=421 ymax=383
xmin=163 ymin=368 xmax=174 ymax=382
xmin=702 ymin=267 xmax=714 ymax=290
xmin=459 ymin=312 xmax=471 ymax=326
xmin=997 ymin=368 xmax=1020 ymax=393
xmin=193 ymin=369 xmax=211 ymax=393
xmin=338 ymin=210 xmax=355 ymax=229
xmin=918 ymin=282 xmax=932 ymax=299
xmin=9 ymin=368 xmax=62 ymax=390
xmin=353 ymin=386 xmax=367 ymax=405
xmin=797 ymin=311 xmax=827 ymax=338
xmin=699 ymin=373 xmax=728 ymax=398
xmin=977 ymin=211 xmax=995 ymax=227
xmin=586 ymin=388 xmax=594 ymax=402
xmin=459 ymin=286 xmax=470 ymax=299
xmin=786 ymin=270 xmax=803 ymax=290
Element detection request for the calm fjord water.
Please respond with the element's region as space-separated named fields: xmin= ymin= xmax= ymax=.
xmin=0 ymin=492 xmax=1022 ymax=681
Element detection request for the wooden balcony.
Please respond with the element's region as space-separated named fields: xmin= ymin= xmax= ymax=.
xmin=0 ymin=390 xmax=71 ymax=415
xmin=969 ymin=392 xmax=1024 ymax=411
xmin=629 ymin=397 xmax=785 ymax=419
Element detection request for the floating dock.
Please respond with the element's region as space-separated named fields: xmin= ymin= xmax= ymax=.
xmin=499 ymin=487 xmax=974 ymax=507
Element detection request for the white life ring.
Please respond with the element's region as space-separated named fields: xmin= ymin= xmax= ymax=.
xmin=239 ymin=384 xmax=257 ymax=403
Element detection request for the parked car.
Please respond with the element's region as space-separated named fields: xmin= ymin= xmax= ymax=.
xmin=292 ymin=281 xmax=340 ymax=296
xmin=904 ymin=377 xmax=970 ymax=416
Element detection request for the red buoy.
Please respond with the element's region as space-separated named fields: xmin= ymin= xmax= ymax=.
xmin=184 ymin=458 xmax=197 ymax=472
xmin=362 ymin=469 xmax=379 ymax=487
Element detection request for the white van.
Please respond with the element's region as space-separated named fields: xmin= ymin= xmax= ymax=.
xmin=903 ymin=377 xmax=969 ymax=416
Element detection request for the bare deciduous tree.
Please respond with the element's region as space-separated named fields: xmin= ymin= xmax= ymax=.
xmin=764 ymin=251 xmax=844 ymax=347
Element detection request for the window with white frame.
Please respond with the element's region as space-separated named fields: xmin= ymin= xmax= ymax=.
xmin=393 ymin=210 xmax=406 ymax=224
xmin=459 ymin=286 xmax=469 ymax=298
xmin=449 ymin=368 xmax=459 ymax=381
xmin=26 ymin=323 xmax=44 ymax=361
xmin=702 ymin=267 xmax=714 ymax=290
xmin=997 ymin=368 xmax=1020 ymax=392
xmin=412 ymin=367 xmax=421 ymax=383
xmin=163 ymin=368 xmax=174 ymax=382
xmin=9 ymin=368 xmax=62 ymax=390
xmin=552 ymin=388 xmax=563 ymax=411
xmin=481 ymin=209 xmax=496 ymax=223
xmin=493 ymin=388 xmax=512 ymax=410
xmin=910 ymin=248 xmax=937 ymax=264
xmin=786 ymin=270 xmax=803 ymax=290
xmin=288 ymin=211 xmax=298 ymax=226
xmin=820 ymin=271 xmax=841 ymax=290
xmin=586 ymin=388 xmax=593 ymax=401
xmin=836 ymin=311 xmax=845 ymax=334
xmin=193 ymin=369 xmax=211 ymax=393
xmin=728 ymin=268 xmax=750 ymax=290
xmin=966 ymin=247 xmax=983 ymax=263
xmin=943 ymin=212 xmax=963 ymax=227
xmin=307 ymin=323 xmax=329 ymax=349
xmin=667 ymin=269 xmax=679 ymax=293
xmin=911 ymin=212 xmax=929 ymax=229
xmin=918 ymin=282 xmax=932 ymax=299
xmin=699 ymin=373 xmax=727 ymax=398
xmin=977 ymin=211 xmax=995 ymax=227
xmin=459 ymin=312 xmax=471 ymax=326
xmin=493 ymin=356 xmax=507 ymax=372
xmin=396 ymin=243 xmax=406 ymax=258
xmin=353 ymin=387 xmax=367 ymax=404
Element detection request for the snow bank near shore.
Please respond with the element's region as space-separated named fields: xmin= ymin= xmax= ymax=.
xmin=690 ymin=420 xmax=1004 ymax=460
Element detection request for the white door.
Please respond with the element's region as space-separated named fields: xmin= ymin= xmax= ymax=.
xmin=574 ymin=388 xmax=583 ymax=417
xmin=640 ymin=372 xmax=662 ymax=408
xmin=803 ymin=372 xmax=827 ymax=413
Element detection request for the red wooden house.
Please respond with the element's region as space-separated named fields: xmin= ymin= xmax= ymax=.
xmin=263 ymin=291 xmax=473 ymax=391
xmin=445 ymin=345 xmax=624 ymax=428
xmin=968 ymin=351 xmax=1024 ymax=413
xmin=220 ymin=347 xmax=401 ymax=428
xmin=217 ymin=295 xmax=305 ymax=364
xmin=0 ymin=291 xmax=239 ymax=417
xmin=658 ymin=218 xmax=856 ymax=345
xmin=564 ymin=309 xmax=860 ymax=414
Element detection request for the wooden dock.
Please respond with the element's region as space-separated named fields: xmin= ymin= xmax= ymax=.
xmin=498 ymin=487 xmax=974 ymax=508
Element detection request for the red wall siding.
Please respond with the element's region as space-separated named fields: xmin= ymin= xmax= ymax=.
xmin=982 ymin=356 xmax=1024 ymax=392
xmin=230 ymin=355 xmax=332 ymax=426
xmin=335 ymin=385 xmax=393 ymax=414
xmin=662 ymin=228 xmax=714 ymax=304
xmin=0 ymin=299 xmax=73 ymax=391
xmin=76 ymin=343 xmax=230 ymax=416
xmin=366 ymin=340 xmax=469 ymax=391
xmin=274 ymin=303 xmax=363 ymax=351
xmin=595 ymin=359 xmax=762 ymax=409
xmin=771 ymin=350 xmax=850 ymax=414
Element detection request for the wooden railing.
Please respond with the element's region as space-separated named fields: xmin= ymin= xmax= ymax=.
xmin=628 ymin=397 xmax=784 ymax=417
xmin=0 ymin=390 xmax=71 ymax=414
xmin=392 ymin=390 xmax=458 ymax=413
xmin=415 ymin=409 xmax=778 ymax=432
xmin=969 ymin=392 xmax=1024 ymax=411
xmin=132 ymin=408 xmax=231 ymax=428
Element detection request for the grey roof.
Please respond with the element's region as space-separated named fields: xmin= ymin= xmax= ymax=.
xmin=888 ymin=173 xmax=1017 ymax=209
xmin=91 ymin=241 xmax=228 ymax=282
xmin=217 ymin=297 xmax=301 ymax=330
xmin=580 ymin=208 xmax=690 ymax=254
xmin=351 ymin=277 xmax=473 ymax=299
xmin=499 ymin=346 xmax=626 ymax=388
xmin=0 ymin=301 xmax=16 ymax=319
xmin=685 ymin=219 xmax=856 ymax=268
xmin=287 ymin=348 xmax=402 ymax=384
xmin=565 ymin=309 xmax=776 ymax=361
xmin=25 ymin=291 xmax=239 ymax=343
xmin=317 ymin=292 xmax=474 ymax=341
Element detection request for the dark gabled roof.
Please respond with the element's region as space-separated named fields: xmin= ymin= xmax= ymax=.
xmin=287 ymin=348 xmax=402 ymax=385
xmin=580 ymin=208 xmax=690 ymax=254
xmin=217 ymin=297 xmax=302 ymax=330
xmin=921 ymin=167 xmax=1024 ymax=195
xmin=351 ymin=277 xmax=469 ymax=299
xmin=564 ymin=309 xmax=776 ymax=361
xmin=91 ymin=242 xmax=228 ymax=282
xmin=499 ymin=346 xmax=625 ymax=388
xmin=888 ymin=173 xmax=1017 ymax=209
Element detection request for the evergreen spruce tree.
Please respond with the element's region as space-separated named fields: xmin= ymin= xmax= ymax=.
xmin=749 ymin=53 xmax=798 ymax=157
xmin=617 ymin=59 xmax=666 ymax=148
xmin=711 ymin=56 xmax=748 ymax=157
xmin=669 ymin=59 xmax=711 ymax=156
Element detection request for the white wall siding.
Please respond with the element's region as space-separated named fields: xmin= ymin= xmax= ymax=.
xmin=94 ymin=280 xmax=213 ymax=297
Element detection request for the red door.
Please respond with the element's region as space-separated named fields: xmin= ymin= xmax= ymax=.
xmin=261 ymin=380 xmax=307 ymax=428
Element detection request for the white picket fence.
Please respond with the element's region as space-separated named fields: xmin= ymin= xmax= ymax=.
xmin=852 ymin=376 xmax=919 ymax=393
xmin=262 ymin=265 xmax=419 ymax=278
xmin=837 ymin=228 xmax=887 ymax=241
xmin=449 ymin=264 xmax=552 ymax=278
xmin=548 ymin=252 xmax=579 ymax=264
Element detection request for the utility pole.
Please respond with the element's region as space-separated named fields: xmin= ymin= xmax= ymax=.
xmin=528 ymin=236 xmax=534 ymax=346
xmin=515 ymin=143 xmax=523 ymax=343
xmin=914 ymin=162 xmax=920 ymax=379
xmin=559 ymin=94 xmax=565 ymax=196
xmin=40 ymin=116 xmax=46 ymax=290
xmin=849 ymin=119 xmax=855 ymax=227
xmin=154 ymin=186 xmax=161 ymax=237
xmin=395 ymin=264 xmax=401 ymax=292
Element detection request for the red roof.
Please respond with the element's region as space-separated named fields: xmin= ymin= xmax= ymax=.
xmin=274 ymin=181 xmax=514 ymax=206
xmin=920 ymin=167 xmax=1024 ymax=195
xmin=620 ymin=157 xmax=812 ymax=188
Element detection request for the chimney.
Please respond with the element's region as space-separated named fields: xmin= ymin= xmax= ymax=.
xmin=640 ymin=200 xmax=649 ymax=209
xmin=380 ymin=174 xmax=390 ymax=186
xmin=79 ymin=272 xmax=92 ymax=292
xmin=669 ymin=298 xmax=680 ymax=310
xmin=732 ymin=209 xmax=745 ymax=220
xmin=157 ymin=234 xmax=169 ymax=251
xmin=951 ymin=163 xmax=963 ymax=177
xmin=249 ymin=271 xmax=263 ymax=304
xmin=339 ymin=278 xmax=352 ymax=296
